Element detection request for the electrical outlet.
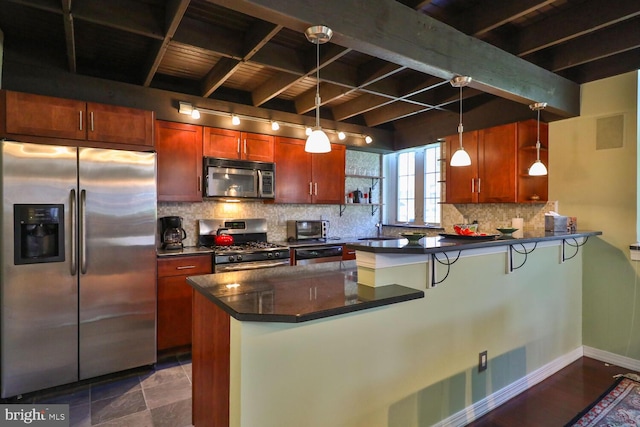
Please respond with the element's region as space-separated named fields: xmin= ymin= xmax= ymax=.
xmin=479 ymin=351 xmax=488 ymax=372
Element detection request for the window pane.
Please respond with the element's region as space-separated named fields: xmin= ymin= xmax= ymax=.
xmin=424 ymin=143 xmax=441 ymax=224
xmin=397 ymin=152 xmax=415 ymax=223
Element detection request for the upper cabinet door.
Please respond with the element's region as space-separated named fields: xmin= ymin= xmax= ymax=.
xmin=86 ymin=103 xmax=154 ymax=147
xmin=203 ymin=128 xmax=274 ymax=162
xmin=203 ymin=127 xmax=241 ymax=159
xmin=311 ymin=144 xmax=345 ymax=204
xmin=242 ymin=132 xmax=274 ymax=162
xmin=156 ymin=121 xmax=203 ymax=202
xmin=4 ymin=91 xmax=86 ymax=140
xmin=478 ymin=123 xmax=517 ymax=203
xmin=274 ymin=137 xmax=312 ymax=204
xmin=445 ymin=131 xmax=479 ymax=204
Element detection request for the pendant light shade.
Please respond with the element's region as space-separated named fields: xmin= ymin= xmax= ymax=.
xmin=304 ymin=26 xmax=332 ymax=153
xmin=450 ymin=76 xmax=472 ymax=167
xmin=529 ymin=102 xmax=548 ymax=176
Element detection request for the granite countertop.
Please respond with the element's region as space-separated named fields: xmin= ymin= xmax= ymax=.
xmin=186 ymin=261 xmax=424 ymax=323
xmin=347 ymin=230 xmax=603 ymax=254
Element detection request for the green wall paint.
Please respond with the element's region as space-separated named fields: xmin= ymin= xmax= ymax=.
xmin=550 ymin=71 xmax=639 ymax=357
xmin=233 ymin=246 xmax=582 ymax=426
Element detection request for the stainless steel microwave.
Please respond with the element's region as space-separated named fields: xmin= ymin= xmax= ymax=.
xmin=204 ymin=157 xmax=275 ymax=200
xmin=287 ymin=220 xmax=329 ymax=242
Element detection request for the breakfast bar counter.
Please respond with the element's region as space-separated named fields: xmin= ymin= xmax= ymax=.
xmin=186 ymin=261 xmax=423 ymax=323
xmin=187 ymin=230 xmax=602 ymax=427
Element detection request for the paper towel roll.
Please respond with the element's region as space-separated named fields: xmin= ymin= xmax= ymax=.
xmin=512 ymin=218 xmax=524 ymax=238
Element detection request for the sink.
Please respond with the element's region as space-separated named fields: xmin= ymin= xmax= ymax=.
xmin=358 ymin=237 xmax=399 ymax=241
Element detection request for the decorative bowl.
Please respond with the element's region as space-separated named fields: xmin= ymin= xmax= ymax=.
xmin=453 ymin=223 xmax=478 ymax=235
xmin=400 ymin=232 xmax=426 ymax=244
xmin=496 ymin=228 xmax=519 ymax=235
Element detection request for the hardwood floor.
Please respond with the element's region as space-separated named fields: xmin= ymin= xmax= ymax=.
xmin=467 ymin=356 xmax=639 ymax=426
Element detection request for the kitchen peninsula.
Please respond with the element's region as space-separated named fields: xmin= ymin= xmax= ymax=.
xmin=187 ymin=229 xmax=601 ymax=427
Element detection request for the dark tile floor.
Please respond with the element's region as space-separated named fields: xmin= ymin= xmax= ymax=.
xmin=8 ymin=353 xmax=193 ymax=427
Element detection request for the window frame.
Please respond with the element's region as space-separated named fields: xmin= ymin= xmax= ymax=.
xmin=383 ymin=142 xmax=442 ymax=226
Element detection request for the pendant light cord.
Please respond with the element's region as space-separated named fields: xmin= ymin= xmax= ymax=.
xmin=536 ymin=108 xmax=541 ymax=159
xmin=315 ymin=40 xmax=321 ymax=129
xmin=458 ymin=85 xmax=463 ymax=149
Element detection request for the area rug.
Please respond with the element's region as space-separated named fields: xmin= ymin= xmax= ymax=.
xmin=565 ymin=374 xmax=640 ymax=426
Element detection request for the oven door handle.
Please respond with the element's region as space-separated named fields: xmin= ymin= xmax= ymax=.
xmin=216 ymin=259 xmax=290 ymax=272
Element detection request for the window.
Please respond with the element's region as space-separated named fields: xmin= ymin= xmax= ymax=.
xmin=397 ymin=151 xmax=415 ymax=222
xmin=383 ymin=142 xmax=442 ymax=225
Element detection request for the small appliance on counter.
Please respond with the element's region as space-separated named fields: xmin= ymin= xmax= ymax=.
xmin=287 ymin=220 xmax=329 ymax=242
xmin=160 ymin=216 xmax=187 ymax=250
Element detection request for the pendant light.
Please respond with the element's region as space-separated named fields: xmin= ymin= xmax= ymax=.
xmin=449 ymin=76 xmax=472 ymax=167
xmin=304 ymin=25 xmax=332 ymax=153
xmin=528 ymin=102 xmax=548 ymax=176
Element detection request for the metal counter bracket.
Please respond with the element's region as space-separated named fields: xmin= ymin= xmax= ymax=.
xmin=507 ymin=242 xmax=538 ymax=273
xmin=561 ymin=237 xmax=589 ymax=263
xmin=429 ymin=251 xmax=462 ymax=288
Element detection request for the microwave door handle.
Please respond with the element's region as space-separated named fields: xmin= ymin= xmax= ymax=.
xmin=257 ymin=170 xmax=262 ymax=197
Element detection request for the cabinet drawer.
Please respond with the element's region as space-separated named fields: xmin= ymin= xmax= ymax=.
xmin=158 ymin=255 xmax=212 ymax=277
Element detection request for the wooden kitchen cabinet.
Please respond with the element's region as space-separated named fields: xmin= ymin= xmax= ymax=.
xmin=445 ymin=120 xmax=547 ymax=203
xmin=342 ymin=244 xmax=356 ymax=260
xmin=157 ymin=255 xmax=212 ymax=352
xmin=2 ymin=90 xmax=154 ymax=147
xmin=156 ymin=120 xmax=203 ymax=202
xmin=274 ymin=137 xmax=345 ymax=204
xmin=203 ymin=127 xmax=274 ymax=162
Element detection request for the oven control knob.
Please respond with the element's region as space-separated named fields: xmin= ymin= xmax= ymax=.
xmin=237 ymin=255 xmax=243 ymax=261
xmin=228 ymin=256 xmax=235 ymax=262
xmin=274 ymin=252 xmax=280 ymax=258
xmin=267 ymin=252 xmax=273 ymax=258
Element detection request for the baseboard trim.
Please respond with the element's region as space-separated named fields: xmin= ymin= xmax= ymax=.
xmin=433 ymin=347 xmax=584 ymax=427
xmin=583 ymin=346 xmax=640 ymax=372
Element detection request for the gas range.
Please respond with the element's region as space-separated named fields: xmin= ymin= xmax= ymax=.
xmin=198 ymin=218 xmax=290 ymax=272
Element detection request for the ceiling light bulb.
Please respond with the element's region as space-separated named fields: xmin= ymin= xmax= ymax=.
xmin=305 ymin=128 xmax=331 ymax=153
xmin=231 ymin=115 xmax=240 ymax=126
xmin=305 ymin=127 xmax=312 ymax=136
xmin=338 ymin=131 xmax=346 ymax=140
xmin=271 ymin=121 xmax=280 ymax=131
xmin=364 ymin=135 xmax=373 ymax=144
xmin=191 ymin=109 xmax=200 ymax=119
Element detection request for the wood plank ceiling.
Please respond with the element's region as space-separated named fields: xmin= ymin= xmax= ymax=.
xmin=0 ymin=0 xmax=638 ymax=147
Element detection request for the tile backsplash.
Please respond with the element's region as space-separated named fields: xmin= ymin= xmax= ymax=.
xmin=158 ymin=149 xmax=557 ymax=246
xmin=158 ymin=150 xmax=383 ymax=246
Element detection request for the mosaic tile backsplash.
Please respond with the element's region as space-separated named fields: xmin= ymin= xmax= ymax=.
xmin=158 ymin=149 xmax=557 ymax=246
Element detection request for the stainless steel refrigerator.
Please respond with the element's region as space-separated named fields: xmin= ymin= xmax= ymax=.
xmin=1 ymin=140 xmax=157 ymax=398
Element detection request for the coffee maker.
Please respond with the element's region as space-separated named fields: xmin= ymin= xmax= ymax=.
xmin=160 ymin=216 xmax=187 ymax=250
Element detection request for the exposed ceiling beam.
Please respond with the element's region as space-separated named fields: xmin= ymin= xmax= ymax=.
xmin=512 ymin=0 xmax=640 ymax=56
xmin=525 ymin=17 xmax=640 ymax=72
xmin=60 ymin=0 xmax=76 ymax=73
xmin=230 ymin=0 xmax=579 ymax=117
xmin=456 ymin=0 xmax=555 ymax=37
xmin=201 ymin=20 xmax=282 ymax=97
xmin=72 ymin=0 xmax=164 ymax=39
xmin=143 ymin=0 xmax=190 ymax=87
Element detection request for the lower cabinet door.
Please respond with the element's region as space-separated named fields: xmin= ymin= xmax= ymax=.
xmin=157 ymin=255 xmax=211 ymax=351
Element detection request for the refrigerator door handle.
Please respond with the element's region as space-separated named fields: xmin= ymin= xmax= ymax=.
xmin=70 ymin=189 xmax=77 ymax=276
xmin=80 ymin=189 xmax=87 ymax=274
